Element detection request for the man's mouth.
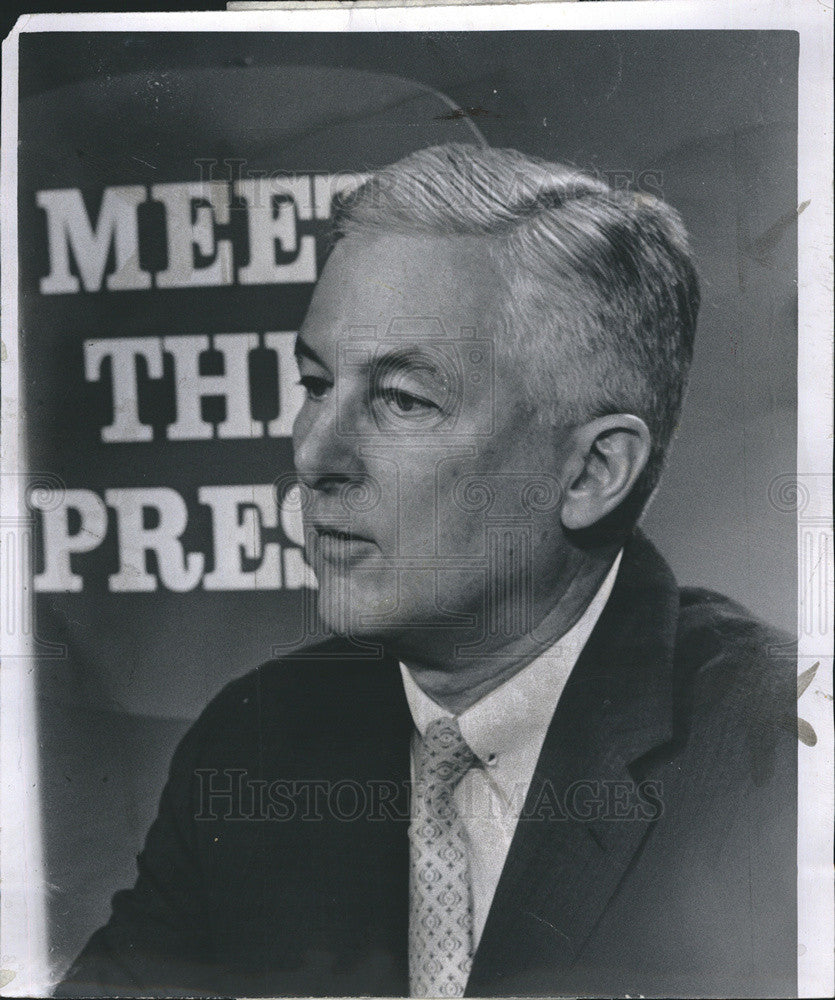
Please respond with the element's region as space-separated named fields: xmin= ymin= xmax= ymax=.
xmin=310 ymin=524 xmax=376 ymax=565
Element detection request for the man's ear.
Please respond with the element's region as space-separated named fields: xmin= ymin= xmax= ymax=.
xmin=559 ymin=414 xmax=652 ymax=531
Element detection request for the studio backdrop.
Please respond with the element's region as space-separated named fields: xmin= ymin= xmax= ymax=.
xmin=15 ymin=30 xmax=798 ymax=973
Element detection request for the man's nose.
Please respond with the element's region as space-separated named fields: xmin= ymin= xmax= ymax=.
xmin=292 ymin=391 xmax=365 ymax=493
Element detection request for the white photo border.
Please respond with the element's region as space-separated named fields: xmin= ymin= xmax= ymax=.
xmin=2 ymin=3 xmax=832 ymax=997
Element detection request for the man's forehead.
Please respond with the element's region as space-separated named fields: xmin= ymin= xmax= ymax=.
xmin=296 ymin=319 xmax=496 ymax=404
xmin=304 ymin=232 xmax=501 ymax=340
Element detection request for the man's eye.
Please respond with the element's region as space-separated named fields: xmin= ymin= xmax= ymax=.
xmin=298 ymin=376 xmax=331 ymax=401
xmin=379 ymin=387 xmax=438 ymax=415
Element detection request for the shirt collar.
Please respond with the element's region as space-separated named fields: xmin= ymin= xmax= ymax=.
xmin=400 ymin=551 xmax=623 ymax=778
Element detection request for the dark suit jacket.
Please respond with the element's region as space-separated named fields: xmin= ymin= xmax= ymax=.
xmin=56 ymin=531 xmax=797 ymax=998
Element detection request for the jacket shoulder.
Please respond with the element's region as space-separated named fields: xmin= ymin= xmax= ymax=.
xmin=184 ymin=636 xmax=400 ymax=749
xmin=676 ymin=585 xmax=794 ymax=672
xmin=674 ymin=586 xmax=796 ymax=786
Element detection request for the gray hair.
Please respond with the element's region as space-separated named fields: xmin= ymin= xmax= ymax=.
xmin=335 ymin=143 xmax=700 ymax=515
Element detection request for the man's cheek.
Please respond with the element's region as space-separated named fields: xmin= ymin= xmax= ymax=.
xmin=393 ymin=489 xmax=440 ymax=554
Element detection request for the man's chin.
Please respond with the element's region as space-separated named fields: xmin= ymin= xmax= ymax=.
xmin=311 ymin=567 xmax=479 ymax=650
xmin=313 ymin=580 xmax=401 ymax=646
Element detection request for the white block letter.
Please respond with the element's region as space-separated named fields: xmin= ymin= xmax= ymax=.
xmin=164 ymin=333 xmax=260 ymax=440
xmin=264 ymin=331 xmax=305 ymax=437
xmin=280 ymin=484 xmax=316 ymax=590
xmin=84 ymin=337 xmax=163 ymax=443
xmin=33 ymin=489 xmax=108 ymax=592
xmin=199 ymin=485 xmax=282 ymax=590
xmin=106 ymin=487 xmax=203 ymax=592
xmin=235 ymin=177 xmax=316 ymax=285
xmin=152 ymin=181 xmax=233 ymax=288
xmin=312 ymin=173 xmax=370 ymax=220
xmin=37 ymin=186 xmax=151 ymax=294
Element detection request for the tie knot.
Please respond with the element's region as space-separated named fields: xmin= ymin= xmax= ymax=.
xmin=419 ymin=717 xmax=476 ymax=790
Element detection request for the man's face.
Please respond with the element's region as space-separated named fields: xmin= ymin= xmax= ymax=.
xmin=292 ymin=233 xmax=574 ymax=656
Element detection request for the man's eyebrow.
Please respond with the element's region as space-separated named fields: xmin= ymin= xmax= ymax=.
xmin=294 ymin=336 xmax=328 ymax=369
xmin=365 ymin=347 xmax=449 ymax=382
xmin=295 ymin=339 xmax=451 ymax=383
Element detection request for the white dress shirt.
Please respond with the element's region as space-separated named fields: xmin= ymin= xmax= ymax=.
xmin=400 ymin=551 xmax=622 ymax=949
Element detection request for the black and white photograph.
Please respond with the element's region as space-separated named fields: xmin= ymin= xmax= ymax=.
xmin=1 ymin=3 xmax=832 ymax=998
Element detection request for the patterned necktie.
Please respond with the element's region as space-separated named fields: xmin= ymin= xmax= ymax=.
xmin=409 ymin=717 xmax=477 ymax=998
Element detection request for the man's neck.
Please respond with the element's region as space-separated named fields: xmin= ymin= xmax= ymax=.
xmin=399 ymin=549 xmax=620 ymax=715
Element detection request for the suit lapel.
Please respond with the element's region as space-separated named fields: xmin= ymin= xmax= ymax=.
xmin=307 ymin=647 xmax=414 ymax=995
xmin=466 ymin=532 xmax=679 ymax=996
